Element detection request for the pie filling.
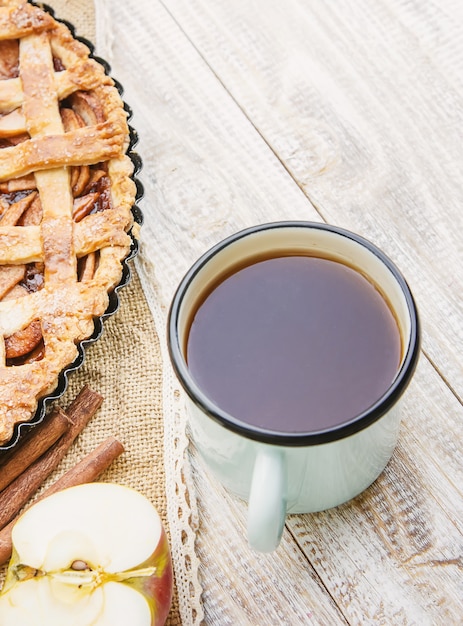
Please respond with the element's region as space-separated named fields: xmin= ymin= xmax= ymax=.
xmin=0 ymin=2 xmax=137 ymax=445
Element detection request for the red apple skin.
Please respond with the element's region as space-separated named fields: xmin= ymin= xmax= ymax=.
xmin=128 ymin=525 xmax=174 ymax=626
xmin=148 ymin=527 xmax=173 ymax=626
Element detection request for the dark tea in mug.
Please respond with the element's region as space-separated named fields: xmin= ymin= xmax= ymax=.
xmin=185 ymin=252 xmax=402 ymax=434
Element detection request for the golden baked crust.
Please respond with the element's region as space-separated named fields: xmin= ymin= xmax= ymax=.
xmin=0 ymin=1 xmax=136 ymax=444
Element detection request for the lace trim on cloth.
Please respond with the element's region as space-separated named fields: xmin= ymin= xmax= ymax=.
xmin=94 ymin=3 xmax=204 ymax=625
xmin=136 ymin=256 xmax=204 ymax=626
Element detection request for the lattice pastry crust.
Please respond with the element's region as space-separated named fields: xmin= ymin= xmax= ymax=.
xmin=0 ymin=1 xmax=136 ymax=444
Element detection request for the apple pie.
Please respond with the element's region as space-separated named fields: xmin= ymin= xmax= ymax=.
xmin=0 ymin=1 xmax=137 ymax=445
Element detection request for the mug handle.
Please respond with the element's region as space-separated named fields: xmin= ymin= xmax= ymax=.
xmin=247 ymin=447 xmax=286 ymax=552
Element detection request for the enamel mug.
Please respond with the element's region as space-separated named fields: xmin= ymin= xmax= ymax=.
xmin=168 ymin=222 xmax=420 ymax=552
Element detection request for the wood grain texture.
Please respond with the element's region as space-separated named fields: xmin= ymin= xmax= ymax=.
xmin=106 ymin=0 xmax=463 ymax=623
xmin=161 ymin=0 xmax=463 ymax=401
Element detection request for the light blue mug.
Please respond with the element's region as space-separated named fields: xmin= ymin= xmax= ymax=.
xmin=168 ymin=222 xmax=420 ymax=552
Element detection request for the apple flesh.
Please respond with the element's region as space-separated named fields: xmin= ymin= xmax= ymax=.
xmin=0 ymin=483 xmax=173 ymax=625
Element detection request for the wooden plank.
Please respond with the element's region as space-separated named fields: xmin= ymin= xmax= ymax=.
xmin=161 ymin=0 xmax=463 ymax=403
xmin=286 ymin=356 xmax=463 ymax=624
xmin=106 ymin=0 xmax=322 ymax=315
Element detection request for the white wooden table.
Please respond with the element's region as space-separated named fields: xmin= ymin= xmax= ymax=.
xmin=106 ymin=1 xmax=463 ymax=622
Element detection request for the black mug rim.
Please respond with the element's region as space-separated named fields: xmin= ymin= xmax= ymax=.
xmin=167 ymin=221 xmax=421 ymax=446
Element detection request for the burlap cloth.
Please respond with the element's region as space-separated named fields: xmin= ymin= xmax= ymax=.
xmin=0 ymin=2 xmax=203 ymax=624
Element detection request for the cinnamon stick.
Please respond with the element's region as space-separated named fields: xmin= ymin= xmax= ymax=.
xmin=0 ymin=385 xmax=103 ymax=529
xmin=0 ymin=408 xmax=71 ymax=493
xmin=0 ymin=436 xmax=124 ymax=566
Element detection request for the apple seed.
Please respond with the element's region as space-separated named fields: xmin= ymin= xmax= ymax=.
xmin=71 ymin=559 xmax=90 ymax=571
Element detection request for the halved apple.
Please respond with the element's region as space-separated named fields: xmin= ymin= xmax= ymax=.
xmin=0 ymin=483 xmax=173 ymax=625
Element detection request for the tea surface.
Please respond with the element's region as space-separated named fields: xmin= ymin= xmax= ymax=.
xmin=186 ymin=255 xmax=401 ymax=433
